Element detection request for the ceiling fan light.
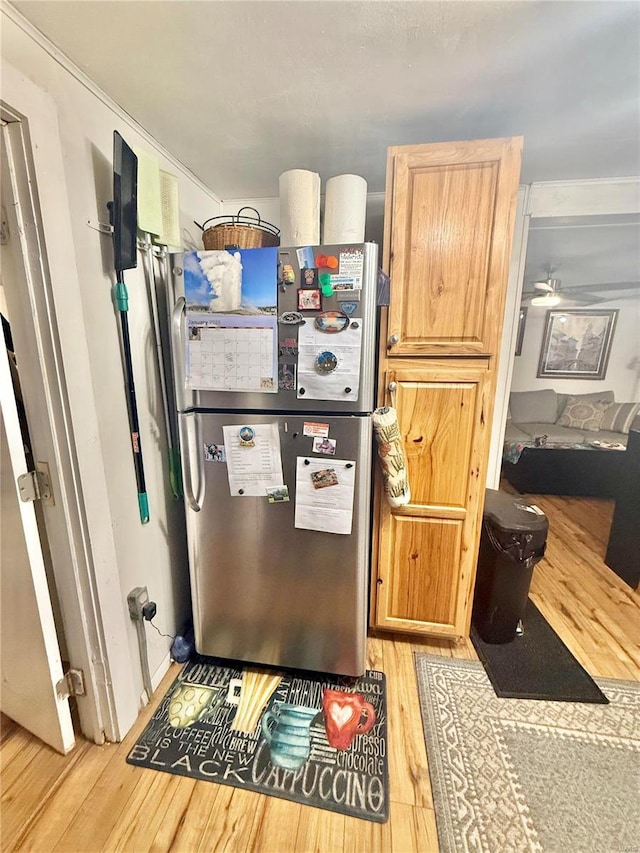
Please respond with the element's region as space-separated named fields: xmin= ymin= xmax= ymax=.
xmin=531 ymin=293 xmax=561 ymax=307
xmin=533 ymin=277 xmax=561 ymax=292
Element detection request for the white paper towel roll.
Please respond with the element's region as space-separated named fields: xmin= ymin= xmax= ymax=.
xmin=322 ymin=174 xmax=367 ymax=244
xmin=279 ymin=169 xmax=320 ymax=247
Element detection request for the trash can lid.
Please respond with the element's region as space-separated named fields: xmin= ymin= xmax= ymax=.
xmin=483 ymin=489 xmax=548 ymax=533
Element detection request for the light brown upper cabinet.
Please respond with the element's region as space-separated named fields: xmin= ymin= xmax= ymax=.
xmin=384 ymin=137 xmax=523 ymax=357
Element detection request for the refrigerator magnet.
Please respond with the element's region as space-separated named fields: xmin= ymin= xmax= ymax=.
xmin=204 ymin=443 xmax=226 ymax=462
xmin=315 ymin=350 xmax=338 ymax=374
xmin=279 ymin=338 xmax=298 ymax=357
xmin=238 ymin=426 xmax=255 ymax=447
xmin=314 ymin=311 xmax=350 ymax=333
xmin=278 ymin=311 xmax=305 ymax=325
xmin=296 ymin=246 xmax=315 ymax=270
xmin=312 ymin=436 xmax=336 ymax=456
xmin=339 ymin=248 xmax=364 ymax=289
xmin=297 ymin=289 xmax=321 ymax=311
xmin=266 ymin=485 xmax=290 ymax=503
xmin=282 ymin=264 xmax=296 ymax=284
xmin=300 ymin=267 xmax=318 ymax=288
xmin=303 ymin=422 xmax=330 ymax=437
xmin=278 ymin=363 xmax=296 ymax=391
xmin=337 ymin=301 xmax=359 ymax=316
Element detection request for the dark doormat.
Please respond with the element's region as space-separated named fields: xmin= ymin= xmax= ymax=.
xmin=471 ymin=599 xmax=609 ymax=704
xmin=127 ymin=656 xmax=388 ymax=822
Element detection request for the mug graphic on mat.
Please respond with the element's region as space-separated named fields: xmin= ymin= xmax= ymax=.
xmin=322 ymin=689 xmax=376 ymax=750
xmin=261 ymin=702 xmax=319 ymax=769
xmin=167 ymin=683 xmax=225 ymax=729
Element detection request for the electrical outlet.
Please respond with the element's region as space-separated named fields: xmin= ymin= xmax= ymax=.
xmin=127 ymin=586 xmax=149 ymax=621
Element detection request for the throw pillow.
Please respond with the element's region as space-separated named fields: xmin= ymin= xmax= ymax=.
xmin=509 ymin=389 xmax=558 ymax=424
xmin=555 ymin=390 xmax=614 ymax=420
xmin=600 ymin=402 xmax=640 ymax=434
xmin=557 ymin=396 xmax=611 ymax=432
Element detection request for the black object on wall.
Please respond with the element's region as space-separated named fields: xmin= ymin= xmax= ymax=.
xmin=108 ymin=130 xmax=149 ymax=524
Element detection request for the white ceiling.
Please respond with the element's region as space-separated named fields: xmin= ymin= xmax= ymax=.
xmin=9 ymin=0 xmax=640 ymax=199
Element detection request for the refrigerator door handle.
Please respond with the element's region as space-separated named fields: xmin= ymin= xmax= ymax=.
xmin=171 ymin=296 xmax=187 ymax=412
xmin=182 ymin=412 xmax=205 ymax=512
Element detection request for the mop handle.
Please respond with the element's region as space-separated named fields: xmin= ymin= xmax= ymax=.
xmin=115 ymin=274 xmax=150 ymax=524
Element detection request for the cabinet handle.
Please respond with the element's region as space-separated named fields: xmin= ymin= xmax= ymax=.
xmin=388 ymin=334 xmax=399 ymax=348
xmin=387 ymin=381 xmax=397 ymax=408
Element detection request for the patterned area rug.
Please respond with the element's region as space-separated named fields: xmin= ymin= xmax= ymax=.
xmin=127 ymin=657 xmax=388 ymax=822
xmin=414 ymin=654 xmax=639 ymax=853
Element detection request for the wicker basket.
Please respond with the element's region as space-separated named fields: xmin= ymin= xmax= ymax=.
xmin=197 ymin=207 xmax=280 ymax=251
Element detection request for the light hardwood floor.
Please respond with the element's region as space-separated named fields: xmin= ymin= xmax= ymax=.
xmin=2 ymin=493 xmax=639 ymax=852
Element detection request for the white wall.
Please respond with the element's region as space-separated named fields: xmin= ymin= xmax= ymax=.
xmin=510 ymin=299 xmax=640 ymax=402
xmin=1 ymin=12 xmax=222 ymax=723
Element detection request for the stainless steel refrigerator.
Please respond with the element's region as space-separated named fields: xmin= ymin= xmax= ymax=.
xmin=168 ymin=242 xmax=378 ymax=676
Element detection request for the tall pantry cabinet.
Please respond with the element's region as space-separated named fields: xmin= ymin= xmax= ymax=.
xmin=372 ymin=137 xmax=523 ymax=640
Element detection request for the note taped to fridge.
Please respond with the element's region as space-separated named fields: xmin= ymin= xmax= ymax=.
xmin=222 ymin=423 xmax=284 ymax=497
xmin=295 ymin=458 xmax=356 ymax=535
xmin=297 ymin=321 xmax=362 ymax=401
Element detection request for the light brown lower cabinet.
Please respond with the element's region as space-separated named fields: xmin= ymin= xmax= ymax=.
xmin=371 ymin=358 xmax=493 ymax=639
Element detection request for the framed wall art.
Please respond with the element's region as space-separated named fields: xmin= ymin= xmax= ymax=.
xmin=537 ymin=309 xmax=618 ymax=380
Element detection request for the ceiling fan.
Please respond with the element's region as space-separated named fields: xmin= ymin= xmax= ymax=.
xmin=522 ymin=269 xmax=640 ymax=307
xmin=529 ymin=276 xmax=599 ymax=306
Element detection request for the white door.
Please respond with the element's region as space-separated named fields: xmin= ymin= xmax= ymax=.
xmin=0 ymin=337 xmax=75 ymax=754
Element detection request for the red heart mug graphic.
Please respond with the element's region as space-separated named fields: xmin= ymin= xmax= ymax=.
xmin=322 ymin=688 xmax=376 ymax=750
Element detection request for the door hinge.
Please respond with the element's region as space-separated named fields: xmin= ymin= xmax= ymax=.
xmin=17 ymin=468 xmax=52 ymax=503
xmin=56 ymin=668 xmax=86 ymax=700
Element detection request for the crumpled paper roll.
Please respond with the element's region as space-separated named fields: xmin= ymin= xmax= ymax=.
xmin=372 ymin=406 xmax=411 ymax=507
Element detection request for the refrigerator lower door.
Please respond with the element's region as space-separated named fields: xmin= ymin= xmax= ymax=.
xmin=180 ymin=412 xmax=372 ymax=676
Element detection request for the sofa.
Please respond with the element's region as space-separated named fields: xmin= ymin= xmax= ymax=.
xmin=502 ymin=388 xmax=640 ymax=497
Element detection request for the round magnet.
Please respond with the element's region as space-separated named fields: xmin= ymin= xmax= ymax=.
xmin=239 ymin=426 xmax=255 ymax=446
xmin=326 ymin=255 xmax=339 ymax=269
xmin=315 ymin=350 xmax=338 ymax=374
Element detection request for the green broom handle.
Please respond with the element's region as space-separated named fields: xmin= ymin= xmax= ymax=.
xmin=115 ymin=277 xmax=150 ymax=524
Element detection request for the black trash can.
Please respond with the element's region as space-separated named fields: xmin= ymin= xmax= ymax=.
xmin=471 ymin=489 xmax=548 ymax=644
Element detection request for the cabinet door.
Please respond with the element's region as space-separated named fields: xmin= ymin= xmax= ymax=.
xmin=373 ymin=361 xmax=491 ymax=637
xmin=384 ymin=138 xmax=522 ymax=357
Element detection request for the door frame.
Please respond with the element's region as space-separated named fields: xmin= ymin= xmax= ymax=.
xmin=487 ymin=176 xmax=640 ymax=488
xmin=1 ymin=61 xmax=138 ymax=742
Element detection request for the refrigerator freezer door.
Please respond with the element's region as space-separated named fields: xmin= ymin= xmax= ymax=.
xmin=180 ymin=412 xmax=372 ymax=676
xmin=169 ymin=243 xmax=378 ymax=414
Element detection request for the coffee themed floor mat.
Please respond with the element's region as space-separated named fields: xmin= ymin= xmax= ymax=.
xmin=127 ymin=657 xmax=389 ymax=822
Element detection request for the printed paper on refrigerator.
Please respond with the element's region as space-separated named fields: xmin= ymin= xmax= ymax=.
xmin=294 ymin=457 xmax=356 ymax=535
xmin=222 ymin=423 xmax=284 ymax=497
xmin=296 ymin=321 xmax=362 ymax=402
